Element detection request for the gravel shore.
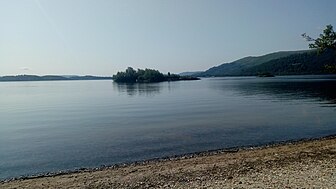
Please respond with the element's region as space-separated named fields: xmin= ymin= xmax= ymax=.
xmin=1 ymin=136 xmax=336 ymax=189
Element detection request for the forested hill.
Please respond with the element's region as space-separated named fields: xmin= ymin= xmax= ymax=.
xmin=195 ymin=50 xmax=336 ymax=77
xmin=0 ymin=75 xmax=112 ymax=82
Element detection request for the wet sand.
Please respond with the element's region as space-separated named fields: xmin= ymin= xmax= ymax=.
xmin=1 ymin=136 xmax=336 ymax=188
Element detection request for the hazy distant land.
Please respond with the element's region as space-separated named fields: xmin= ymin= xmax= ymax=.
xmin=0 ymin=75 xmax=112 ymax=82
xmin=2 ymin=49 xmax=335 ymax=83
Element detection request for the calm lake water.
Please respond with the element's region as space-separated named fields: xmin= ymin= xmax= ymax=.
xmin=1 ymin=75 xmax=336 ymax=179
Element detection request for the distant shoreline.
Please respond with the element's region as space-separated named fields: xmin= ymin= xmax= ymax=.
xmin=1 ymin=134 xmax=335 ymax=183
xmin=1 ymin=74 xmax=335 ymax=83
xmin=197 ymin=73 xmax=336 ymax=78
xmin=0 ymin=75 xmax=112 ymax=82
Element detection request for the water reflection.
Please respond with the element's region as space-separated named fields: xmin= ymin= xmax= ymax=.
xmin=113 ymin=82 xmax=163 ymax=96
xmin=210 ymin=76 xmax=336 ymax=105
xmin=1 ymin=76 xmax=336 ymax=180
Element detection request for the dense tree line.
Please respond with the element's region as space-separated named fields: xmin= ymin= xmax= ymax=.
xmin=112 ymin=67 xmax=199 ymax=83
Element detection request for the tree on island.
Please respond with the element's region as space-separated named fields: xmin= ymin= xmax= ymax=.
xmin=302 ymin=24 xmax=336 ymax=73
xmin=112 ymin=67 xmax=199 ymax=83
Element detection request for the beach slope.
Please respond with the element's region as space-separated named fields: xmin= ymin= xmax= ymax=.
xmin=1 ymin=136 xmax=336 ymax=188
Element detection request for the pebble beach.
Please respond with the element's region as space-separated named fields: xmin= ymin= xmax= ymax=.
xmin=1 ymin=136 xmax=336 ymax=189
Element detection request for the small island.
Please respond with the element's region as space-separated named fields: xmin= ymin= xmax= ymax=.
xmin=112 ymin=67 xmax=200 ymax=83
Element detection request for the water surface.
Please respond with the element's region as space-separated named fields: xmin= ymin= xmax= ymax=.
xmin=1 ymin=75 xmax=336 ymax=179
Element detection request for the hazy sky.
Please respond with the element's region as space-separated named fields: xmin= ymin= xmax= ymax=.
xmin=1 ymin=0 xmax=336 ymax=76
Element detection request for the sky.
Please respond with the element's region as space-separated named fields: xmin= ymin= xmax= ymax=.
xmin=1 ymin=0 xmax=336 ymax=76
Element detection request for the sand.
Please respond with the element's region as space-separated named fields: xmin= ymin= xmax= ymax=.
xmin=1 ymin=136 xmax=336 ymax=189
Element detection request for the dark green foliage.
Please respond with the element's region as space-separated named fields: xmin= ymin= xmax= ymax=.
xmin=195 ymin=50 xmax=336 ymax=77
xmin=112 ymin=67 xmax=199 ymax=83
xmin=139 ymin=69 xmax=165 ymax=82
xmin=112 ymin=67 xmax=165 ymax=83
xmin=112 ymin=67 xmax=138 ymax=83
xmin=244 ymin=50 xmax=336 ymax=75
xmin=197 ymin=51 xmax=308 ymax=77
xmin=303 ymin=25 xmax=336 ymax=73
xmin=257 ymin=72 xmax=274 ymax=77
xmin=325 ymin=64 xmax=336 ymax=73
xmin=308 ymin=25 xmax=336 ymax=53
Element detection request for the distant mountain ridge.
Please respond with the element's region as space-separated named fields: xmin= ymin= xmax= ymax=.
xmin=179 ymin=71 xmax=203 ymax=76
xmin=195 ymin=50 xmax=336 ymax=77
xmin=0 ymin=75 xmax=112 ymax=82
